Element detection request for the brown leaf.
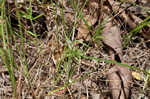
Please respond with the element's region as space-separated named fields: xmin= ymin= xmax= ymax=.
xmin=107 ymin=0 xmax=120 ymax=12
xmin=102 ymin=22 xmax=122 ymax=56
xmin=76 ymin=15 xmax=97 ymax=40
xmin=76 ymin=0 xmax=99 ymax=41
xmin=120 ymin=12 xmax=150 ymax=40
xmin=77 ymin=24 xmax=90 ymax=40
xmin=107 ymin=65 xmax=132 ymax=99
xmin=120 ymin=12 xmax=137 ymax=29
xmin=108 ymin=71 xmax=122 ymax=99
xmin=102 ymin=21 xmax=132 ymax=98
xmin=116 ymin=65 xmax=132 ymax=98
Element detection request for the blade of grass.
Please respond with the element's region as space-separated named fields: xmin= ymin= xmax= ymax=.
xmin=83 ymin=55 xmax=150 ymax=75
xmin=0 ymin=49 xmax=16 ymax=98
xmin=0 ymin=0 xmax=16 ymax=97
xmin=70 ymin=0 xmax=92 ymax=32
xmin=123 ymin=16 xmax=150 ymax=48
xmin=15 ymin=0 xmax=29 ymax=78
xmin=138 ymin=69 xmax=150 ymax=99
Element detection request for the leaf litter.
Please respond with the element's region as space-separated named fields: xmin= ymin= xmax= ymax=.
xmin=0 ymin=0 xmax=150 ymax=98
xmin=102 ymin=15 xmax=132 ymax=99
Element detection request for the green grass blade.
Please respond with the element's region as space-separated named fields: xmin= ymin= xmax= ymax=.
xmin=123 ymin=16 xmax=150 ymax=48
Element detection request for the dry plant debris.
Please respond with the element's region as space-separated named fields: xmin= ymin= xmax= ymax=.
xmin=0 ymin=0 xmax=150 ymax=98
xmin=102 ymin=20 xmax=132 ymax=98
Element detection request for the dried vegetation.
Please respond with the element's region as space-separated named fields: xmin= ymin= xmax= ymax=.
xmin=0 ymin=0 xmax=150 ymax=98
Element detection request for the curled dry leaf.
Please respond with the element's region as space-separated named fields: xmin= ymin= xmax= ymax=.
xmin=102 ymin=21 xmax=132 ymax=98
xmin=102 ymin=22 xmax=122 ymax=56
xmin=116 ymin=65 xmax=132 ymax=98
xmin=107 ymin=65 xmax=132 ymax=99
xmin=107 ymin=71 xmax=122 ymax=99
xmin=77 ymin=15 xmax=97 ymax=41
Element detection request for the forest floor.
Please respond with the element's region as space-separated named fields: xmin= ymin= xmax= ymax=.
xmin=0 ymin=0 xmax=150 ymax=99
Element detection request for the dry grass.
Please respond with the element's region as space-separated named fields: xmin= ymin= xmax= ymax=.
xmin=0 ymin=0 xmax=150 ymax=98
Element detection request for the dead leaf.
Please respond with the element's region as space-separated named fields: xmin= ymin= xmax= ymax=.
xmin=76 ymin=15 xmax=97 ymax=41
xmin=77 ymin=24 xmax=91 ymax=40
xmin=102 ymin=22 xmax=122 ymax=57
xmin=132 ymin=71 xmax=143 ymax=80
xmin=107 ymin=65 xmax=132 ymax=99
xmin=76 ymin=0 xmax=100 ymax=41
xmin=107 ymin=0 xmax=120 ymax=12
xmin=108 ymin=71 xmax=122 ymax=99
xmin=102 ymin=19 xmax=132 ymax=99
xmin=120 ymin=12 xmax=137 ymax=29
xmin=116 ymin=65 xmax=132 ymax=98
xmin=120 ymin=12 xmax=150 ymax=40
